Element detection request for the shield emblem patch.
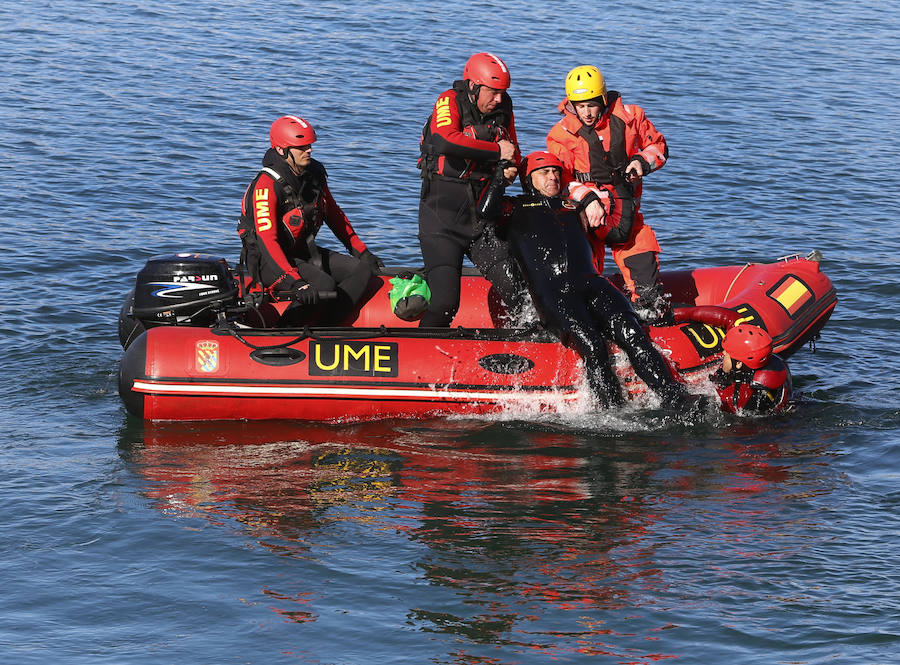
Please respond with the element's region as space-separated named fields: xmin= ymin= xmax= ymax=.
xmin=195 ymin=340 xmax=219 ymax=373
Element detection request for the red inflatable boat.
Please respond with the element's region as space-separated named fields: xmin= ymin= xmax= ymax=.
xmin=118 ymin=251 xmax=836 ymax=421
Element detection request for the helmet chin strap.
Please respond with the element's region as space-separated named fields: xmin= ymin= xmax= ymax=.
xmin=522 ymin=176 xmax=536 ymax=195
xmin=468 ymin=81 xmax=481 ymax=104
xmin=281 ymin=147 xmax=304 ymax=173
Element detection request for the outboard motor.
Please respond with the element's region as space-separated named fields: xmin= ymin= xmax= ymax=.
xmin=119 ymin=253 xmax=239 ymax=348
xmin=132 ymin=253 xmax=238 ymax=325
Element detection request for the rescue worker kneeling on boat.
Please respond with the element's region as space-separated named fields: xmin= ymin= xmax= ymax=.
xmin=710 ymin=325 xmax=792 ymax=414
xmin=494 ymin=151 xmax=694 ymax=409
xmin=547 ymin=66 xmax=671 ymax=325
xmin=238 ymin=115 xmax=383 ymax=325
xmin=417 ymin=52 xmax=530 ymax=327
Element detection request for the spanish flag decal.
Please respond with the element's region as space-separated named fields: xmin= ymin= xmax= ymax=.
xmin=767 ymin=275 xmax=813 ymax=317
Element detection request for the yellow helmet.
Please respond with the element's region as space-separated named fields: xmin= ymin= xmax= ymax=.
xmin=565 ymin=65 xmax=607 ymax=104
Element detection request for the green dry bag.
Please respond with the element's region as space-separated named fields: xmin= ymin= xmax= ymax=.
xmin=388 ymin=272 xmax=431 ymax=321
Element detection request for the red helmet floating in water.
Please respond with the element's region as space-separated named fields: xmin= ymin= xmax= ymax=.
xmin=722 ymin=324 xmax=773 ymax=369
xmin=523 ymin=151 xmax=563 ymax=177
xmin=270 ymin=115 xmax=317 ymax=149
xmin=462 ymin=52 xmax=511 ymax=90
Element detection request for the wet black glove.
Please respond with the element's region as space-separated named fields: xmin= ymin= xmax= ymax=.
xmin=291 ymin=280 xmax=319 ymax=306
xmin=357 ymin=248 xmax=384 ymax=274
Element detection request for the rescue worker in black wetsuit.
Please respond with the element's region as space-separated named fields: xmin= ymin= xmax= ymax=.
xmin=238 ymin=115 xmax=383 ymax=325
xmin=497 ymin=151 xmax=694 ymax=408
xmin=710 ymin=324 xmax=792 ymax=414
xmin=417 ymin=52 xmax=529 ymax=327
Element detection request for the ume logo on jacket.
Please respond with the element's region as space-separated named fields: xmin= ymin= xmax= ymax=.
xmin=434 ymin=96 xmax=452 ymax=128
xmin=254 ymin=188 xmax=272 ymax=231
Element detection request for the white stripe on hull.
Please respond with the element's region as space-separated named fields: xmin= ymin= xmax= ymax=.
xmin=132 ymin=380 xmax=580 ymax=402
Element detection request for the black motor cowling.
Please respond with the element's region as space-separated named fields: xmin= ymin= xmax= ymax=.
xmin=131 ymin=253 xmax=238 ymax=327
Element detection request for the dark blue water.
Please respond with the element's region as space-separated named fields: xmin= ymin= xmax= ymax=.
xmin=2 ymin=1 xmax=899 ymax=663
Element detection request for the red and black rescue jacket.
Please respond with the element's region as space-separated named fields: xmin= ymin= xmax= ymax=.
xmin=238 ymin=149 xmax=367 ymax=292
xmin=419 ymin=80 xmax=521 ymax=185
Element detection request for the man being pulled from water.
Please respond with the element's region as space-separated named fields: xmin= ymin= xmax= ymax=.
xmin=710 ymin=324 xmax=792 ymax=414
xmin=493 ymin=151 xmax=695 ymax=409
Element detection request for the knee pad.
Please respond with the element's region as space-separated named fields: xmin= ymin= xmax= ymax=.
xmin=622 ymin=251 xmax=661 ymax=293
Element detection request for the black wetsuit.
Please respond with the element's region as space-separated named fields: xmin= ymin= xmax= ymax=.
xmin=504 ymin=194 xmax=690 ymax=407
xmin=418 ymin=180 xmax=528 ymax=326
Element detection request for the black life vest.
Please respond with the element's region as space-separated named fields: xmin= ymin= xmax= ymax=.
xmin=418 ymin=80 xmax=513 ymax=183
xmin=239 ymin=155 xmax=328 ymax=236
xmin=572 ymin=92 xmax=630 ymax=187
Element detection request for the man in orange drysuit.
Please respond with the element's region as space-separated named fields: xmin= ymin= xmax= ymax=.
xmin=547 ymin=65 xmax=671 ymax=324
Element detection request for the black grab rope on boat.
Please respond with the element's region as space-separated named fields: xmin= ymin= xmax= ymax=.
xmin=221 ymin=325 xmax=313 ymax=351
xmin=214 ymin=320 xmax=555 ymax=352
xmin=218 ymin=324 xmax=397 ymax=352
xmin=306 ymin=325 xmax=392 ymax=342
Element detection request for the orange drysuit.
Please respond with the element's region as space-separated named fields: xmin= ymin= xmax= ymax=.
xmin=546 ymin=92 xmax=667 ymax=298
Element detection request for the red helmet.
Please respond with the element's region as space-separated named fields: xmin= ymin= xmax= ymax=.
xmin=524 ymin=151 xmax=563 ymax=177
xmin=462 ymin=52 xmax=511 ymax=90
xmin=270 ymin=115 xmax=317 ymax=149
xmin=722 ymin=324 xmax=773 ymax=369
